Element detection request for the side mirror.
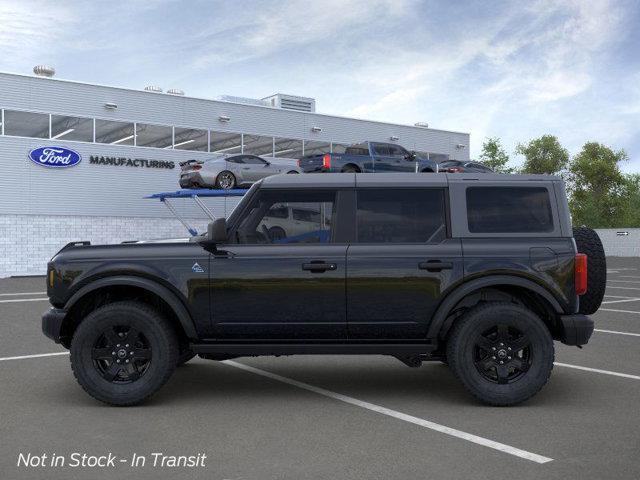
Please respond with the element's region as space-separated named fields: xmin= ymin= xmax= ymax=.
xmin=207 ymin=218 xmax=227 ymax=244
xmin=264 ymin=161 xmax=271 ymax=166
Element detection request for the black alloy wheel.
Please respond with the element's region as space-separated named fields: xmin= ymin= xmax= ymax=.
xmin=472 ymin=324 xmax=531 ymax=384
xmin=91 ymin=325 xmax=152 ymax=383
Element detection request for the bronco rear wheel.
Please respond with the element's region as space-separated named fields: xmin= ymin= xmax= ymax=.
xmin=70 ymin=301 xmax=178 ymax=406
xmin=446 ymin=302 xmax=554 ymax=406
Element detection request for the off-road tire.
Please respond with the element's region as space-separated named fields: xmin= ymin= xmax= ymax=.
xmin=70 ymin=301 xmax=178 ymax=406
xmin=573 ymin=226 xmax=606 ymax=315
xmin=446 ymin=302 xmax=554 ymax=406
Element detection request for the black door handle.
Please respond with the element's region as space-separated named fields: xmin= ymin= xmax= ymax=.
xmin=302 ymin=262 xmax=337 ymax=272
xmin=418 ymin=261 xmax=453 ymax=272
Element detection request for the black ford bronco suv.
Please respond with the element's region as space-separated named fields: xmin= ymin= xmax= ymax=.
xmin=42 ymin=173 xmax=606 ymax=406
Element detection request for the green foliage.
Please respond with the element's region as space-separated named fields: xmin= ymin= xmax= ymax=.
xmin=479 ymin=137 xmax=513 ymax=173
xmin=618 ymin=174 xmax=640 ymax=227
xmin=516 ymin=135 xmax=569 ymax=175
xmin=568 ymin=142 xmax=628 ymax=227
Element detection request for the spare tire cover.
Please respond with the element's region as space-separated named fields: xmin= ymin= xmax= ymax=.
xmin=573 ymin=226 xmax=606 ymax=315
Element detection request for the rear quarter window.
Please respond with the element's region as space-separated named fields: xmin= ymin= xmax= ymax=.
xmin=466 ymin=187 xmax=553 ymax=233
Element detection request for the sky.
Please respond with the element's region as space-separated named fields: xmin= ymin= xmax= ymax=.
xmin=1 ymin=0 xmax=639 ymax=170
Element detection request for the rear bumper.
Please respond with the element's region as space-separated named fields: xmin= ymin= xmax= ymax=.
xmin=558 ymin=314 xmax=594 ymax=346
xmin=42 ymin=308 xmax=67 ymax=344
xmin=179 ymin=172 xmax=205 ymax=188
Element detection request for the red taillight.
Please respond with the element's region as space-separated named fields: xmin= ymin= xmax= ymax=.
xmin=445 ymin=167 xmax=463 ymax=173
xmin=575 ymin=253 xmax=587 ymax=295
xmin=192 ymin=164 xmax=202 ymax=170
xmin=322 ymin=153 xmax=331 ymax=169
xmin=297 ymin=159 xmax=301 ymax=167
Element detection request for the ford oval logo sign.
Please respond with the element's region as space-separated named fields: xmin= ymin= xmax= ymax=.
xmin=28 ymin=146 xmax=82 ymax=168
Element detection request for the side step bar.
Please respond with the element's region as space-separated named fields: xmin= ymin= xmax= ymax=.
xmin=190 ymin=343 xmax=436 ymax=356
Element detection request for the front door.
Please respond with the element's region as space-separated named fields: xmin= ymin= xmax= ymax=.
xmin=211 ymin=188 xmax=348 ymax=339
xmin=347 ymin=187 xmax=463 ymax=339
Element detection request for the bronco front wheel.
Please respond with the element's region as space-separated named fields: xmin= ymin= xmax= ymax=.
xmin=70 ymin=301 xmax=178 ymax=406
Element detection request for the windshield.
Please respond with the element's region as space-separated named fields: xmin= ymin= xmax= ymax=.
xmin=226 ymin=181 xmax=261 ymax=226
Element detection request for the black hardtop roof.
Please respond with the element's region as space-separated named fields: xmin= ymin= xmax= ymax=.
xmin=259 ymin=173 xmax=562 ymax=189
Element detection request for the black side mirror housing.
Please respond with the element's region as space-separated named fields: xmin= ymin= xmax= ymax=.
xmin=207 ymin=218 xmax=228 ymax=244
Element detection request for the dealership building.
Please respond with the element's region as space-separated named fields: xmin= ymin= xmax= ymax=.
xmin=0 ymin=68 xmax=470 ymax=277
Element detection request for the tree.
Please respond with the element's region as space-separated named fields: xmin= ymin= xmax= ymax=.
xmin=516 ymin=135 xmax=569 ymax=175
xmin=568 ymin=142 xmax=628 ymax=228
xmin=479 ymin=137 xmax=513 ymax=173
xmin=619 ymin=174 xmax=640 ymax=228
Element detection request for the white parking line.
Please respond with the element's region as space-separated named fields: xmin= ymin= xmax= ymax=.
xmin=0 ymin=352 xmax=69 ymax=362
xmin=604 ymin=295 xmax=637 ymax=299
xmin=0 ymin=297 xmax=49 ymax=304
xmin=222 ymin=360 xmax=553 ymax=464
xmin=595 ymin=328 xmax=640 ymax=338
xmin=611 ymin=275 xmax=640 ymax=280
xmin=554 ymin=363 xmax=640 ymax=381
xmin=601 ymin=297 xmax=640 ymax=305
xmin=0 ymin=292 xmax=46 ymax=296
xmin=608 ymin=280 xmax=640 ymax=285
xmin=599 ymin=308 xmax=640 ymax=315
xmin=606 ymin=285 xmax=640 ymax=292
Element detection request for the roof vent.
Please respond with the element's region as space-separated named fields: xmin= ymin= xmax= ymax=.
xmin=167 ymin=88 xmax=185 ymax=96
xmin=144 ymin=85 xmax=163 ymax=93
xmin=414 ymin=122 xmax=429 ymax=128
xmin=33 ymin=65 xmax=55 ymax=78
xmin=262 ymin=93 xmax=316 ymax=113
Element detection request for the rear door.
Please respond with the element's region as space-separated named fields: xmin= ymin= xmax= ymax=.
xmin=346 ymin=186 xmax=463 ymax=339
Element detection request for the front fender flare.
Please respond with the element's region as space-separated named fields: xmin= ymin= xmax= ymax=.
xmin=64 ymin=275 xmax=197 ymax=339
xmin=427 ymin=275 xmax=564 ymax=340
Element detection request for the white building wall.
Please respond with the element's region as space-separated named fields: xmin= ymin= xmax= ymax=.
xmin=0 ymin=71 xmax=472 ymax=276
xmin=594 ymin=229 xmax=640 ymax=257
xmin=0 ymin=214 xmax=215 ymax=277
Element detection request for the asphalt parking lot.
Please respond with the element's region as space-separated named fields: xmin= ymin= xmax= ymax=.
xmin=1 ymin=257 xmax=639 ymax=480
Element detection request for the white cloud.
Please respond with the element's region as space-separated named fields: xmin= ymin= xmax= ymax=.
xmin=0 ymin=1 xmax=76 ymax=67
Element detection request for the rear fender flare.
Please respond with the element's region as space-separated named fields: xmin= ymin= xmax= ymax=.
xmin=427 ymin=275 xmax=564 ymax=340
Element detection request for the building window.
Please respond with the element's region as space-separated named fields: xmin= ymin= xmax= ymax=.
xmin=3 ymin=110 xmax=49 ymax=139
xmin=466 ymin=187 xmax=553 ymax=233
xmin=356 ymin=189 xmax=446 ymax=243
xmin=173 ymin=127 xmax=208 ymax=151
xmin=50 ymin=115 xmax=94 ymax=142
xmin=274 ymin=137 xmax=303 ymax=158
xmin=303 ymin=140 xmax=331 ymax=156
xmin=95 ymin=119 xmax=135 ymax=145
xmin=243 ymin=134 xmax=274 ymax=156
xmin=331 ymin=143 xmax=349 ymax=154
xmin=210 ymin=131 xmax=242 ymax=154
xmin=135 ymin=123 xmax=173 ymax=148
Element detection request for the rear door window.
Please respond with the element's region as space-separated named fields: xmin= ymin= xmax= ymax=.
xmin=466 ymin=187 xmax=553 ymax=233
xmin=372 ymin=144 xmax=390 ymax=156
xmin=355 ymin=189 xmax=447 ymax=243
